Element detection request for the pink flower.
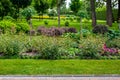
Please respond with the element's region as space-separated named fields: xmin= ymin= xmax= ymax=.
xmin=103 ymin=44 xmax=118 ymax=53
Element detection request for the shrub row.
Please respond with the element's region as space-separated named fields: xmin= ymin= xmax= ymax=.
xmin=0 ymin=20 xmax=30 ymax=34
xmin=36 ymin=26 xmax=77 ymax=36
xmin=0 ymin=34 xmax=120 ymax=59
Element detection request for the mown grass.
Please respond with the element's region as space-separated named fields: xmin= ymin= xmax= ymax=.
xmin=30 ymin=19 xmax=119 ymax=31
xmin=0 ymin=59 xmax=120 ymax=75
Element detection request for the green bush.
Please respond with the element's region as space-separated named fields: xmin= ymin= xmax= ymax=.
xmin=4 ymin=40 xmax=23 ymax=58
xmin=41 ymin=45 xmax=61 ymax=60
xmin=0 ymin=35 xmax=24 ymax=58
xmin=79 ymin=43 xmax=101 ymax=59
xmin=62 ymin=33 xmax=80 ymax=43
xmin=0 ymin=40 xmax=6 ymax=54
xmin=3 ymin=16 xmax=15 ymax=21
xmin=0 ymin=20 xmax=16 ymax=33
xmin=107 ymin=30 xmax=120 ymax=40
xmin=16 ymin=23 xmax=30 ymax=33
xmin=65 ymin=21 xmax=69 ymax=26
xmin=106 ymin=38 xmax=120 ymax=49
xmin=81 ymin=29 xmax=91 ymax=37
xmin=69 ymin=17 xmax=74 ymax=22
xmin=82 ymin=18 xmax=89 ymax=23
xmin=44 ymin=20 xmax=48 ymax=25
xmin=59 ymin=48 xmax=80 ymax=59
xmin=79 ymin=36 xmax=106 ymax=59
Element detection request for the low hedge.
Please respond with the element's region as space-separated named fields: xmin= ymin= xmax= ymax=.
xmin=0 ymin=20 xmax=30 ymax=34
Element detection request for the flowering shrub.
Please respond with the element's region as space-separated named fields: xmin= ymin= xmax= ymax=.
xmin=103 ymin=44 xmax=118 ymax=56
xmin=37 ymin=27 xmax=77 ymax=36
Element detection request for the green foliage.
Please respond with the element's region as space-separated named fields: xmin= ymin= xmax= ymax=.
xmin=10 ymin=0 xmax=32 ymax=9
xmin=62 ymin=33 xmax=80 ymax=43
xmin=4 ymin=41 xmax=23 ymax=58
xmin=0 ymin=0 xmax=12 ymax=19
xmin=44 ymin=20 xmax=48 ymax=25
xmin=34 ymin=0 xmax=49 ymax=15
xmin=79 ymin=35 xmax=106 ymax=59
xmin=0 ymin=20 xmax=16 ymax=33
xmin=107 ymin=30 xmax=120 ymax=40
xmin=10 ymin=0 xmax=32 ymax=19
xmin=77 ymin=10 xmax=88 ymax=18
xmin=0 ymin=35 xmax=24 ymax=58
xmin=41 ymin=44 xmax=61 ymax=60
xmin=81 ymin=29 xmax=91 ymax=37
xmin=70 ymin=0 xmax=81 ymax=14
xmin=96 ymin=8 xmax=118 ymax=20
xmin=69 ymin=17 xmax=74 ymax=22
xmin=3 ymin=16 xmax=15 ymax=21
xmin=65 ymin=21 xmax=69 ymax=26
xmin=20 ymin=6 xmax=36 ymax=20
xmin=59 ymin=48 xmax=80 ymax=59
xmin=106 ymin=38 xmax=120 ymax=48
xmin=16 ymin=23 xmax=30 ymax=33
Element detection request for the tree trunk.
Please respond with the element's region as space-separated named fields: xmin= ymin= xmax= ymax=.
xmin=57 ymin=0 xmax=61 ymax=27
xmin=90 ymin=0 xmax=96 ymax=27
xmin=106 ymin=0 xmax=112 ymax=26
xmin=118 ymin=0 xmax=120 ymax=21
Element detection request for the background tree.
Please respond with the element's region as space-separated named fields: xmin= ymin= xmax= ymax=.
xmin=70 ymin=0 xmax=81 ymax=15
xmin=118 ymin=0 xmax=120 ymax=20
xmin=0 ymin=0 xmax=12 ymax=19
xmin=10 ymin=0 xmax=32 ymax=19
xmin=106 ymin=0 xmax=112 ymax=26
xmin=34 ymin=0 xmax=49 ymax=20
xmin=90 ymin=0 xmax=96 ymax=27
xmin=21 ymin=7 xmax=36 ymax=22
xmin=57 ymin=0 xmax=65 ymax=27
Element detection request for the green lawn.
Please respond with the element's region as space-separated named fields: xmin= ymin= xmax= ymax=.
xmin=16 ymin=19 xmax=119 ymax=31
xmin=0 ymin=59 xmax=120 ymax=75
xmin=30 ymin=19 xmax=119 ymax=31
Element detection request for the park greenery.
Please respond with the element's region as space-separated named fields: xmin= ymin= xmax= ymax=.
xmin=0 ymin=0 xmax=120 ymax=60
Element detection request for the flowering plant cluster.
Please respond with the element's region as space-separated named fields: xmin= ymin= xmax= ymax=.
xmin=103 ymin=44 xmax=118 ymax=54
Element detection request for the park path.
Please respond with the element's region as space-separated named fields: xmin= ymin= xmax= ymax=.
xmin=0 ymin=76 xmax=120 ymax=80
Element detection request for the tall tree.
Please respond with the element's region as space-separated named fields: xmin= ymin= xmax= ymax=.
xmin=57 ymin=0 xmax=65 ymax=27
xmin=0 ymin=0 xmax=12 ymax=19
xmin=34 ymin=0 xmax=49 ymax=19
xmin=10 ymin=0 xmax=32 ymax=19
xmin=49 ymin=0 xmax=65 ymax=27
xmin=70 ymin=0 xmax=81 ymax=15
xmin=90 ymin=0 xmax=96 ymax=27
xmin=118 ymin=0 xmax=120 ymax=20
xmin=106 ymin=0 xmax=112 ymax=26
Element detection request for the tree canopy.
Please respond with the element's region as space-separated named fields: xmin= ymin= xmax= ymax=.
xmin=34 ymin=0 xmax=49 ymax=15
xmin=0 ymin=0 xmax=12 ymax=19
